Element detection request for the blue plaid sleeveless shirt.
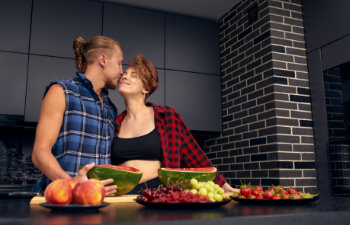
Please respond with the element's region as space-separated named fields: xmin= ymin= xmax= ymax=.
xmin=33 ymin=72 xmax=117 ymax=192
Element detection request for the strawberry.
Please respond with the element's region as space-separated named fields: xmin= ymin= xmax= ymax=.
xmin=263 ymin=189 xmax=274 ymax=199
xmin=288 ymin=188 xmax=298 ymax=195
xmin=272 ymin=195 xmax=282 ymax=200
xmin=282 ymin=194 xmax=290 ymax=199
xmin=240 ymin=187 xmax=252 ymax=198
xmin=254 ymin=186 xmax=263 ymax=192
xmin=251 ymin=189 xmax=260 ymax=197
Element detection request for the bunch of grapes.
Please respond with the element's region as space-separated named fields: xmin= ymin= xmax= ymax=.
xmin=186 ymin=178 xmax=225 ymax=202
xmin=136 ymin=184 xmax=212 ymax=203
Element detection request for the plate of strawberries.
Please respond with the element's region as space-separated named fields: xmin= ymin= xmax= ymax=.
xmin=230 ymin=185 xmax=319 ymax=204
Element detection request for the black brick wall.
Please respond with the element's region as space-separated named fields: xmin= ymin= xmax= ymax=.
xmin=204 ymin=0 xmax=317 ymax=193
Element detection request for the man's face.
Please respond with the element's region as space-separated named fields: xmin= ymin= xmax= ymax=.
xmin=105 ymin=44 xmax=124 ymax=89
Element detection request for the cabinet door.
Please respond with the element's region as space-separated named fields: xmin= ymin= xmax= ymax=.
xmin=0 ymin=52 xmax=28 ymax=115
xmin=103 ymin=4 xmax=164 ymax=68
xmin=30 ymin=0 xmax=102 ymax=58
xmin=165 ymin=14 xmax=220 ymax=75
xmin=25 ymin=55 xmax=75 ymax=122
xmin=165 ymin=70 xmax=222 ymax=132
xmin=108 ymin=69 xmax=165 ymax=114
xmin=0 ymin=0 xmax=31 ymax=53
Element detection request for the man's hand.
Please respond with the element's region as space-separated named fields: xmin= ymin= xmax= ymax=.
xmin=74 ymin=163 xmax=117 ymax=197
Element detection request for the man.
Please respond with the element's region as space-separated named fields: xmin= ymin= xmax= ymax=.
xmin=32 ymin=36 xmax=123 ymax=196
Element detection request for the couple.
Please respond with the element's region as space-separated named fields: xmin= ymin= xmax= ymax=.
xmin=32 ymin=35 xmax=238 ymax=196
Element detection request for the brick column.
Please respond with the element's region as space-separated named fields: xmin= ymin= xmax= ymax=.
xmin=205 ymin=0 xmax=317 ymax=193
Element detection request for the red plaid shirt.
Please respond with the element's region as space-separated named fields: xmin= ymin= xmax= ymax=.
xmin=114 ymin=103 xmax=226 ymax=186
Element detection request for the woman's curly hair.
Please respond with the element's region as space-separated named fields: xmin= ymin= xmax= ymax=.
xmin=129 ymin=54 xmax=159 ymax=99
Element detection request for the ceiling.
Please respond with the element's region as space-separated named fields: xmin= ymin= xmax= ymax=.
xmin=99 ymin=0 xmax=241 ymax=20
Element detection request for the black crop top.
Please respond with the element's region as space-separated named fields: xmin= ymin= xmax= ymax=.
xmin=111 ymin=128 xmax=163 ymax=165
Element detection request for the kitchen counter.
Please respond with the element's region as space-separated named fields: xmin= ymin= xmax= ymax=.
xmin=1 ymin=196 xmax=350 ymax=225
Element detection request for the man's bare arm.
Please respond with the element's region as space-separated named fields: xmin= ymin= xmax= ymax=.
xmin=31 ymin=84 xmax=70 ymax=180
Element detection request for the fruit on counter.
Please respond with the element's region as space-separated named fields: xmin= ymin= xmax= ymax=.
xmin=44 ymin=178 xmax=74 ymax=205
xmin=66 ymin=178 xmax=78 ymax=190
xmin=158 ymin=167 xmax=217 ymax=186
xmin=232 ymin=184 xmax=319 ymax=200
xmin=185 ymin=178 xmax=225 ymax=202
xmin=136 ymin=184 xmax=212 ymax=203
xmin=87 ymin=164 xmax=142 ymax=196
xmin=73 ymin=178 xmax=105 ymax=205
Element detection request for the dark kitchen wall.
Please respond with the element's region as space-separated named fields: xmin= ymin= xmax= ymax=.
xmin=303 ymin=0 xmax=350 ymax=196
xmin=0 ymin=0 xmax=221 ymax=184
xmin=203 ymin=0 xmax=318 ymax=193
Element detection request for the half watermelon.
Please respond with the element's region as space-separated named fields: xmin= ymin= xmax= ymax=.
xmin=87 ymin=165 xmax=142 ymax=196
xmin=158 ymin=167 xmax=217 ymax=186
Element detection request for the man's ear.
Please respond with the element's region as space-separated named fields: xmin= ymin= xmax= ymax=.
xmin=98 ymin=54 xmax=106 ymax=67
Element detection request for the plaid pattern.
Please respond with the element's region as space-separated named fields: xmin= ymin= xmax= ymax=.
xmin=115 ymin=103 xmax=226 ymax=186
xmin=46 ymin=72 xmax=117 ymax=176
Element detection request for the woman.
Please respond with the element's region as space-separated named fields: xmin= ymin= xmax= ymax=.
xmin=111 ymin=54 xmax=238 ymax=193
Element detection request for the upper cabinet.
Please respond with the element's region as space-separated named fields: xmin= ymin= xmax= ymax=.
xmin=30 ymin=0 xmax=102 ymax=58
xmin=0 ymin=0 xmax=31 ymax=53
xmin=25 ymin=55 xmax=75 ymax=122
xmin=103 ymin=4 xmax=164 ymax=68
xmin=165 ymin=71 xmax=222 ymax=132
xmin=165 ymin=14 xmax=220 ymax=75
xmin=0 ymin=52 xmax=28 ymax=115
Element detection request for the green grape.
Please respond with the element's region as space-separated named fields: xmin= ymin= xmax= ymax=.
xmin=217 ymin=187 xmax=225 ymax=195
xmin=214 ymin=193 xmax=223 ymax=202
xmin=204 ymin=183 xmax=214 ymax=192
xmin=190 ymin=178 xmax=198 ymax=186
xmin=214 ymin=184 xmax=220 ymax=190
xmin=190 ymin=189 xmax=198 ymax=194
xmin=207 ymin=181 xmax=215 ymax=187
xmin=198 ymin=182 xmax=205 ymax=188
xmin=199 ymin=188 xmax=207 ymax=196
xmin=207 ymin=192 xmax=214 ymax=199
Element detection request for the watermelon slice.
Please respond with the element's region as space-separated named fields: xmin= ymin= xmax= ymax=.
xmin=158 ymin=167 xmax=217 ymax=185
xmin=87 ymin=165 xmax=142 ymax=196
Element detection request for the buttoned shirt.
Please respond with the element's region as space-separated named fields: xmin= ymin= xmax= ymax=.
xmin=33 ymin=72 xmax=117 ymax=192
xmin=115 ymin=103 xmax=226 ymax=186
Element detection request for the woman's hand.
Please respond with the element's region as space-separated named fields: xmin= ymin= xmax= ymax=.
xmin=74 ymin=163 xmax=118 ymax=197
xmin=222 ymin=182 xmax=240 ymax=193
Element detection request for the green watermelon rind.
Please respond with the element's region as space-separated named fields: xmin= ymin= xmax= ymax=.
xmin=158 ymin=167 xmax=217 ymax=185
xmin=86 ymin=166 xmax=142 ymax=196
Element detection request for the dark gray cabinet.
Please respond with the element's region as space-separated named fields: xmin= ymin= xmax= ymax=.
xmin=165 ymin=70 xmax=222 ymax=132
xmin=109 ymin=69 xmax=165 ymax=114
xmin=25 ymin=55 xmax=75 ymax=122
xmin=165 ymin=14 xmax=220 ymax=75
xmin=30 ymin=0 xmax=102 ymax=58
xmin=0 ymin=0 xmax=31 ymax=53
xmin=0 ymin=52 xmax=28 ymax=115
xmin=103 ymin=4 xmax=164 ymax=68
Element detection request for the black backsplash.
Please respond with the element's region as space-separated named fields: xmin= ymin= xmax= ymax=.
xmin=0 ymin=126 xmax=41 ymax=185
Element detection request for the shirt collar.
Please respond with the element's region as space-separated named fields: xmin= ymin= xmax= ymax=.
xmin=76 ymin=72 xmax=109 ymax=96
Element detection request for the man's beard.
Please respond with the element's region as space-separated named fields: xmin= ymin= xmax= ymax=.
xmin=105 ymin=79 xmax=118 ymax=90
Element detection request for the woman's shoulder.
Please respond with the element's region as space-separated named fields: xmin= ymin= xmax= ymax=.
xmin=149 ymin=103 xmax=178 ymax=115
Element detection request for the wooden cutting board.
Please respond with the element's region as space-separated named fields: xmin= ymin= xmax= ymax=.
xmin=30 ymin=192 xmax=234 ymax=204
xmin=30 ymin=195 xmax=138 ymax=204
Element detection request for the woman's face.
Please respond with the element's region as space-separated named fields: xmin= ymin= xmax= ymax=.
xmin=118 ymin=67 xmax=146 ymax=98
